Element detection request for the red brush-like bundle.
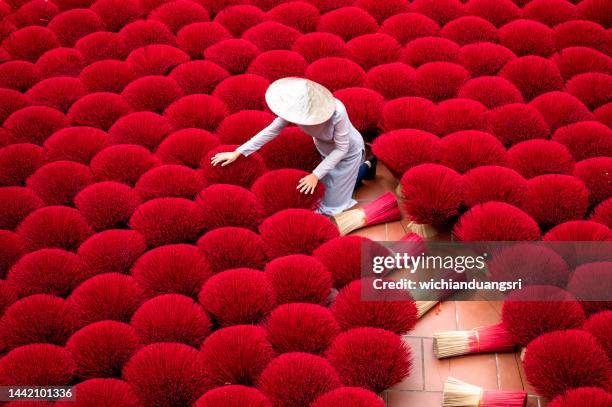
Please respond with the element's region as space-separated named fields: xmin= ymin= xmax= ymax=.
xmin=488 ymin=243 xmax=570 ymax=287
xmin=345 ymin=33 xmax=401 ymax=70
xmin=157 ymin=128 xmax=220 ymax=169
xmin=567 ymin=262 xmax=612 ymax=316
xmin=0 ymin=61 xmax=43 ymax=92
xmin=214 ymin=5 xmax=266 ymax=37
xmin=17 ymin=206 xmax=93 ymax=251
xmin=326 ymin=327 xmax=411 ymax=393
xmin=0 ymin=88 xmax=30 ymax=124
xmin=462 ymin=166 xmax=526 ymax=208
xmin=442 ymin=377 xmax=527 ymax=407
xmin=259 ymin=209 xmax=339 ymax=259
xmin=67 ymin=92 xmax=132 ymax=130
xmin=265 ymin=303 xmax=340 ymax=354
xmin=554 ymin=20 xmax=608 ymax=54
xmin=553 ymin=47 xmax=609 ymax=81
xmin=401 ymin=36 xmax=459 ymax=67
xmin=594 ymin=104 xmax=612 ymax=128
xmin=410 ymin=0 xmax=465 ymax=26
xmin=502 ymin=285 xmax=586 ymax=346
xmin=499 ymin=56 xmax=564 ymax=101
xmin=55 ymin=379 xmax=144 ymax=407
xmin=415 ymin=61 xmax=470 ymax=102
xmin=44 ymin=126 xmax=110 ymax=165
xmin=577 ymin=0 xmax=611 ymax=29
xmin=259 ymin=127 xmax=321 ymax=172
xmin=435 ymin=99 xmax=488 ymax=136
xmin=486 ymin=103 xmax=550 ymax=147
xmin=380 ymin=12 xmax=440 ymax=45
xmin=332 ymin=192 xmax=401 ymax=235
xmin=458 ymin=76 xmax=523 ymax=109
xmin=0 ymin=279 xmax=18 ymax=315
xmin=26 ymin=160 xmax=94 ymax=206
xmin=530 ymin=91 xmax=593 ymax=131
xmin=2 ymin=26 xmax=60 ymax=63
xmin=47 ymin=9 xmax=105 ymax=47
xmin=109 ymin=112 xmax=173 ymax=150
xmin=522 ymin=0 xmax=577 ymax=26
xmin=126 ymin=45 xmax=189 ymax=77
xmin=121 ymin=76 xmax=183 ymax=114
xmin=0 ymin=187 xmax=43 ymax=230
xmin=458 ymin=42 xmax=516 ymax=77
xmin=123 ymin=343 xmax=207 ymax=407
xmin=291 ymin=32 xmax=345 ymax=63
xmin=0 ymin=231 xmax=26 ymax=279
xmin=354 ymin=0 xmax=408 ymax=23
xmin=197 ymin=227 xmax=267 ymax=272
xmin=90 ymin=0 xmax=143 ymax=32
xmin=364 ymin=62 xmax=415 ymax=100
xmin=332 ymin=279 xmax=417 ymax=334
xmin=216 ymin=110 xmax=275 ymax=145
xmin=267 ymin=2 xmax=320 ymax=33
xmin=591 ymin=198 xmax=612 ymax=228
xmin=195 ymin=385 xmax=271 ymax=407
xmin=258 ymin=352 xmax=342 ymax=406
xmin=0 ymin=143 xmax=47 ymax=187
xmin=498 ymin=19 xmax=555 ymax=57
xmin=164 ymin=94 xmax=228 ymax=131
xmin=523 ymin=330 xmax=610 ymax=400
xmin=7 ymin=248 xmax=89 ymax=297
xmin=573 ymin=157 xmax=612 ymax=206
xmin=316 ymin=7 xmax=377 ymax=42
xmin=401 ymin=164 xmax=463 ymax=227
xmin=199 ymin=268 xmax=275 ymax=325
xmin=438 ymin=130 xmax=507 ymax=174
xmin=548 ymin=387 xmax=612 ymax=407
xmin=567 ymin=72 xmax=612 ymax=110
xmin=169 ymin=61 xmax=229 ymax=95
xmin=0 ymin=344 xmax=75 ymax=386
xmin=148 ymin=0 xmax=210 ymax=34
xmin=199 ymin=325 xmax=275 ymax=388
xmin=68 ymin=273 xmax=146 ymax=326
xmin=118 ymin=20 xmax=176 ymax=51
xmin=583 ymin=311 xmax=612 ymax=361
xmin=65 ymin=321 xmax=142 ymax=379
xmin=80 ymin=58 xmax=133 ymax=93
xmin=242 ymin=21 xmax=301 ymax=51
xmin=76 ymin=32 xmax=128 ymax=64
xmin=440 ymin=16 xmax=498 ymax=46
xmin=522 ymin=174 xmax=589 ymax=227
xmin=507 ymin=140 xmax=575 ymax=179
xmin=247 ymin=50 xmax=308 ymax=82
xmin=305 ymin=57 xmax=366 ymax=93
xmin=454 ymin=202 xmax=541 ymax=241
xmin=135 ymin=165 xmax=204 ymax=201
xmin=312 ymin=387 xmax=385 ymax=407
xmin=9 ymin=0 xmax=59 ymax=29
xmin=333 ymin=87 xmax=385 ymax=136
xmin=4 ymin=106 xmax=69 ymax=145
xmin=196 ymin=184 xmax=264 ymax=231
xmin=264 ymin=254 xmax=332 ymax=305
xmin=130 ymin=294 xmax=211 ymax=347
xmin=543 ymin=221 xmax=611 ymax=267
xmin=314 ymin=236 xmax=388 ymax=289
xmin=433 ymin=323 xmax=516 ymax=358
xmin=205 ymin=39 xmax=261 ymax=75
xmin=212 ymin=74 xmax=270 ymax=112
xmin=131 ymin=244 xmax=212 ymax=298
xmin=78 ymin=230 xmax=145 ymax=277
xmin=26 ymin=77 xmax=87 ymax=112
xmin=553 ymin=121 xmax=612 ymax=161
xmin=1 ymin=294 xmax=76 ymax=350
xmin=252 ymin=169 xmax=325 ymax=216
xmin=75 ymin=182 xmax=141 ymax=230
xmin=371 ymin=129 xmax=440 ymax=177
xmin=379 ymin=97 xmax=438 ymax=133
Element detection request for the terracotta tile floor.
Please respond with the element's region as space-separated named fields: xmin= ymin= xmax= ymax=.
xmin=350 ymin=164 xmax=548 ymax=407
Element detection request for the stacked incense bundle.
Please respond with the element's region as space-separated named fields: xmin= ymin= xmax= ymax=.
xmin=443 ymin=377 xmax=527 ymax=407
xmin=433 ymin=323 xmax=516 ymax=359
xmin=332 ymin=192 xmax=400 ymax=235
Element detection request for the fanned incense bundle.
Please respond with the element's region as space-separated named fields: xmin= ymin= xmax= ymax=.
xmin=332 ymin=192 xmax=400 ymax=235
xmin=443 ymin=377 xmax=527 ymax=407
xmin=411 ymin=269 xmax=466 ymax=319
xmin=433 ymin=323 xmax=516 ymax=359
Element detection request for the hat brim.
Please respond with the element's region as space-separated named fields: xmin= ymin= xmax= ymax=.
xmin=265 ymin=78 xmax=336 ymax=126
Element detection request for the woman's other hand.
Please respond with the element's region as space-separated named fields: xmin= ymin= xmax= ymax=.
xmin=211 ymin=151 xmax=241 ymax=166
xmin=297 ymin=173 xmax=319 ymax=194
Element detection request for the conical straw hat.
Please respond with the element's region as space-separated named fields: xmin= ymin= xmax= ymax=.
xmin=265 ymin=77 xmax=336 ymax=125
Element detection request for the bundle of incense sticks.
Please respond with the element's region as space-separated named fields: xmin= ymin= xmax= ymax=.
xmin=410 ymin=269 xmax=467 ymax=319
xmin=443 ymin=377 xmax=527 ymax=407
xmin=433 ymin=323 xmax=516 ymax=359
xmin=332 ymin=192 xmax=400 ymax=235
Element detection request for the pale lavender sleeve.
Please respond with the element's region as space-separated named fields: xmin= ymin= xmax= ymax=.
xmin=236 ymin=117 xmax=289 ymax=156
xmin=312 ymin=113 xmax=350 ymax=180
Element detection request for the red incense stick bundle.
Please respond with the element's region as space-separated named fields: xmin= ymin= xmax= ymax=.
xmin=332 ymin=192 xmax=400 ymax=235
xmin=443 ymin=377 xmax=527 ymax=407
xmin=433 ymin=323 xmax=516 ymax=359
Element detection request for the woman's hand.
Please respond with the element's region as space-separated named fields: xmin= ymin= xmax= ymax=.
xmin=211 ymin=151 xmax=241 ymax=166
xmin=297 ymin=173 xmax=319 ymax=194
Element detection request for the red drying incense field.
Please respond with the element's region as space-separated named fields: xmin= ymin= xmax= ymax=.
xmin=0 ymin=0 xmax=610 ymax=406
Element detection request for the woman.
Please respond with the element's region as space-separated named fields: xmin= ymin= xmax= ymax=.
xmin=211 ymin=77 xmax=375 ymax=215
